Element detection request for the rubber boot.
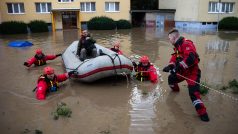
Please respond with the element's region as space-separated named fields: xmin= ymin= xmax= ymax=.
xmin=200 ymin=113 xmax=210 ymax=122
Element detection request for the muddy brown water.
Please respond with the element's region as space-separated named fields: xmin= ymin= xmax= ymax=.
xmin=0 ymin=28 xmax=238 ymax=134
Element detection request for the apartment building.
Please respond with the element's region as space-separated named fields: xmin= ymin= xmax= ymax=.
xmin=159 ymin=0 xmax=238 ymax=29
xmin=0 ymin=0 xmax=130 ymax=30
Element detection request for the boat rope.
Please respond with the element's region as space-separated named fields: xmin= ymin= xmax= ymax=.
xmin=119 ymin=72 xmax=130 ymax=88
xmin=104 ymin=53 xmax=117 ymax=75
xmin=64 ymin=59 xmax=89 ymax=71
xmin=114 ymin=54 xmax=122 ymax=69
xmin=130 ymin=54 xmax=238 ymax=102
xmin=175 ymin=73 xmax=238 ymax=102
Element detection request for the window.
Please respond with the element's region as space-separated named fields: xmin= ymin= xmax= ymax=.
xmin=208 ymin=2 xmax=234 ymax=13
xmin=35 ymin=3 xmax=51 ymax=13
xmin=221 ymin=3 xmax=234 ymax=13
xmin=105 ymin=2 xmax=119 ymax=12
xmin=7 ymin=3 xmax=25 ymax=14
xmin=58 ymin=0 xmax=74 ymax=3
xmin=80 ymin=2 xmax=96 ymax=12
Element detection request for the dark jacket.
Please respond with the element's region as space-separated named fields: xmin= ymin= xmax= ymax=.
xmin=77 ymin=36 xmax=96 ymax=55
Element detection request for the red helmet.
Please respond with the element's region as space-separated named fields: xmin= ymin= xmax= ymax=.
xmin=140 ymin=56 xmax=149 ymax=63
xmin=44 ymin=66 xmax=54 ymax=75
xmin=35 ymin=49 xmax=42 ymax=55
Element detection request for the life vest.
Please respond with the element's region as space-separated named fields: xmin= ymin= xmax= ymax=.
xmin=135 ymin=63 xmax=151 ymax=81
xmin=111 ymin=48 xmax=119 ymax=53
xmin=34 ymin=54 xmax=46 ymax=66
xmin=172 ymin=39 xmax=200 ymax=65
xmin=38 ymin=75 xmax=59 ymax=92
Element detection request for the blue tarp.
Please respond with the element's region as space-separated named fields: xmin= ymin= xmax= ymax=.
xmin=8 ymin=41 xmax=33 ymax=47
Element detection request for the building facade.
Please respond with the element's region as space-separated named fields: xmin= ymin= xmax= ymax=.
xmin=159 ymin=0 xmax=238 ymax=29
xmin=0 ymin=0 xmax=130 ymax=30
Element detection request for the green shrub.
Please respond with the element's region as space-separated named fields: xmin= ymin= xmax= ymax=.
xmin=52 ymin=102 xmax=72 ymax=120
xmin=200 ymin=82 xmax=209 ymax=95
xmin=0 ymin=21 xmax=27 ymax=34
xmin=88 ymin=16 xmax=116 ymax=30
xmin=28 ymin=20 xmax=48 ymax=33
xmin=116 ymin=19 xmax=131 ymax=29
xmin=228 ymin=79 xmax=238 ymax=94
xmin=218 ymin=17 xmax=238 ymax=30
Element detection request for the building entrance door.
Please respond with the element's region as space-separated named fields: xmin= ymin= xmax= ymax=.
xmin=156 ymin=15 xmax=165 ymax=28
xmin=62 ymin=11 xmax=77 ymax=29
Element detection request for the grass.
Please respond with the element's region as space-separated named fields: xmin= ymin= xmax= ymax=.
xmin=35 ymin=129 xmax=43 ymax=134
xmin=220 ymin=86 xmax=229 ymax=91
xmin=218 ymin=79 xmax=238 ymax=94
xmin=199 ymin=82 xmax=209 ymax=95
xmin=52 ymin=102 xmax=72 ymax=120
xmin=21 ymin=129 xmax=42 ymax=134
xmin=228 ymin=79 xmax=238 ymax=94
xmin=100 ymin=130 xmax=111 ymax=134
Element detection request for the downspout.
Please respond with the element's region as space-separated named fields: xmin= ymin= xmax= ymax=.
xmin=51 ymin=12 xmax=56 ymax=32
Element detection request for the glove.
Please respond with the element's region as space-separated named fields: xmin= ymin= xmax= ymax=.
xmin=163 ymin=64 xmax=174 ymax=72
xmin=56 ymin=54 xmax=62 ymax=57
xmin=68 ymin=71 xmax=77 ymax=77
xmin=23 ymin=62 xmax=29 ymax=67
xmin=174 ymin=65 xmax=181 ymax=73
xmin=132 ymin=61 xmax=137 ymax=67
xmin=170 ymin=64 xmax=182 ymax=75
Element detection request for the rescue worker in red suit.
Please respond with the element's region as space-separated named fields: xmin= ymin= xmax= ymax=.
xmin=36 ymin=66 xmax=76 ymax=100
xmin=162 ymin=28 xmax=209 ymax=122
xmin=23 ymin=49 xmax=61 ymax=67
xmin=110 ymin=41 xmax=123 ymax=55
xmin=132 ymin=56 xmax=158 ymax=83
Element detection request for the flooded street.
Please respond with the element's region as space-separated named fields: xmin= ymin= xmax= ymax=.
xmin=0 ymin=28 xmax=238 ymax=134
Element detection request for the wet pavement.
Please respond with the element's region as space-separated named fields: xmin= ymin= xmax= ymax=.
xmin=0 ymin=28 xmax=238 ymax=134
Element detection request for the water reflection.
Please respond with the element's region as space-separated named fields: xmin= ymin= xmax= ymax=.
xmin=0 ymin=28 xmax=238 ymax=133
xmin=204 ymin=56 xmax=227 ymax=85
xmin=218 ymin=31 xmax=238 ymax=41
xmin=129 ymin=82 xmax=163 ymax=134
xmin=206 ymin=40 xmax=229 ymax=54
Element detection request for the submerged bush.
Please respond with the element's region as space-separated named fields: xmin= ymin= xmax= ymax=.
xmin=219 ymin=79 xmax=238 ymax=94
xmin=35 ymin=129 xmax=43 ymax=134
xmin=0 ymin=21 xmax=27 ymax=34
xmin=52 ymin=102 xmax=72 ymax=120
xmin=218 ymin=17 xmax=238 ymax=30
xmin=88 ymin=16 xmax=116 ymax=30
xmin=116 ymin=19 xmax=131 ymax=29
xmin=28 ymin=20 xmax=48 ymax=33
xmin=228 ymin=79 xmax=238 ymax=94
xmin=200 ymin=82 xmax=209 ymax=95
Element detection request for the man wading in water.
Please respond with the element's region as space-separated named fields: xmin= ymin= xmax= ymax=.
xmin=163 ymin=28 xmax=209 ymax=122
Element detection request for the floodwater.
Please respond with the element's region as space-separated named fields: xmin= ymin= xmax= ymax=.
xmin=0 ymin=28 xmax=238 ymax=134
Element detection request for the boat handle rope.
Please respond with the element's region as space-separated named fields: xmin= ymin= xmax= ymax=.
xmin=103 ymin=53 xmax=117 ymax=74
xmin=113 ymin=54 xmax=122 ymax=69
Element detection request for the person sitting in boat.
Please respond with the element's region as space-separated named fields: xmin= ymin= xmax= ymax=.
xmin=110 ymin=40 xmax=123 ymax=55
xmin=76 ymin=30 xmax=97 ymax=61
xmin=132 ymin=55 xmax=158 ymax=83
xmin=35 ymin=66 xmax=76 ymax=100
xmin=23 ymin=49 xmax=61 ymax=67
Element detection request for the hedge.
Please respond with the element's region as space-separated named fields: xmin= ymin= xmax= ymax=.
xmin=28 ymin=20 xmax=49 ymax=33
xmin=218 ymin=17 xmax=238 ymax=30
xmin=116 ymin=19 xmax=132 ymax=29
xmin=87 ymin=16 xmax=116 ymax=30
xmin=0 ymin=21 xmax=27 ymax=34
